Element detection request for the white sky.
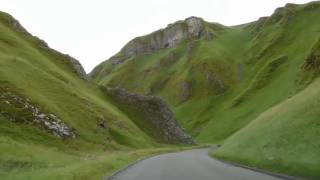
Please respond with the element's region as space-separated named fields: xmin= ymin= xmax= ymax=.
xmin=1 ymin=0 xmax=313 ymax=72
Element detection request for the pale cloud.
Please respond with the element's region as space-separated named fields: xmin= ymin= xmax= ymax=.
xmin=1 ymin=0 xmax=313 ymax=72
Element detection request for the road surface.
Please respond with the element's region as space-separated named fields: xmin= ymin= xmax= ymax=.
xmin=106 ymin=148 xmax=283 ymax=180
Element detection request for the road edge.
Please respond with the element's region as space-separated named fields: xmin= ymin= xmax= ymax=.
xmin=104 ymin=156 xmax=151 ymax=180
xmin=209 ymin=147 xmax=304 ymax=180
xmin=104 ymin=145 xmax=209 ymax=180
xmin=104 ymin=147 xmax=302 ymax=180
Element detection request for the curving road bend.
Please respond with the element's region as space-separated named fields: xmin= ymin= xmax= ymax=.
xmin=106 ymin=148 xmax=282 ymax=180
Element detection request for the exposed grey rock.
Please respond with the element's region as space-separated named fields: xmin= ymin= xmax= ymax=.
xmin=187 ymin=42 xmax=193 ymax=54
xmin=37 ymin=39 xmax=49 ymax=48
xmin=206 ymin=31 xmax=215 ymax=41
xmin=304 ymin=1 xmax=319 ymax=11
xmin=98 ymin=119 xmax=107 ymax=129
xmin=153 ymin=61 xmax=161 ymax=70
xmin=105 ymin=87 xmax=195 ymax=145
xmin=6 ymin=14 xmax=32 ymax=36
xmin=303 ymin=38 xmax=320 ymax=71
xmin=237 ymin=64 xmax=243 ymax=82
xmin=89 ymin=17 xmax=228 ymax=78
xmin=37 ymin=114 xmax=46 ymax=119
xmin=179 ymin=81 xmax=192 ymax=102
xmin=67 ymin=55 xmax=89 ymax=81
xmin=185 ymin=16 xmax=204 ymax=37
xmin=207 ymin=72 xmax=226 ymax=95
xmin=0 ymin=87 xmax=75 ymax=138
xmin=109 ymin=17 xmax=207 ymax=65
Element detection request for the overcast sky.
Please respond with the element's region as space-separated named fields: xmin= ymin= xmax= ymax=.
xmin=1 ymin=0 xmax=313 ymax=72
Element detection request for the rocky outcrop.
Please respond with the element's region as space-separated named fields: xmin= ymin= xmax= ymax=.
xmin=89 ymin=16 xmax=226 ymax=78
xmin=0 ymin=86 xmax=75 ymax=138
xmin=237 ymin=64 xmax=244 ymax=82
xmin=249 ymin=1 xmax=320 ymax=35
xmin=303 ymin=38 xmax=320 ymax=71
xmin=105 ymin=87 xmax=195 ymax=144
xmin=179 ymin=81 xmax=192 ymax=102
xmin=67 ymin=55 xmax=89 ymax=81
xmin=207 ymin=72 xmax=226 ymax=95
xmin=101 ymin=17 xmax=211 ymax=66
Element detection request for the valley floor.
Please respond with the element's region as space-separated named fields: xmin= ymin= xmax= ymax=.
xmin=0 ymin=140 xmax=191 ymax=180
xmin=105 ymin=148 xmax=281 ymax=180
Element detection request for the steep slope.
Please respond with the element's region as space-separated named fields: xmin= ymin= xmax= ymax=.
xmin=0 ymin=10 xmax=153 ymax=149
xmin=213 ymin=21 xmax=320 ymax=178
xmin=213 ymin=77 xmax=320 ymax=179
xmin=90 ymin=16 xmax=220 ymax=80
xmin=92 ymin=2 xmax=320 ymax=178
xmin=0 ymin=11 xmax=192 ymax=180
xmin=92 ymin=1 xmax=320 ymax=144
xmin=91 ymin=16 xmax=234 ymax=138
xmin=197 ymin=1 xmax=320 ymax=143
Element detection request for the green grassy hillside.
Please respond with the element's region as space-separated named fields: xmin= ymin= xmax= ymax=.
xmin=92 ymin=1 xmax=320 ymax=142
xmin=0 ymin=10 xmax=156 ymax=148
xmin=0 ymin=11 xmax=193 ymax=179
xmin=92 ymin=1 xmax=320 ymax=178
xmin=1 ymin=1 xmax=320 ymax=179
xmin=213 ymin=77 xmax=320 ymax=179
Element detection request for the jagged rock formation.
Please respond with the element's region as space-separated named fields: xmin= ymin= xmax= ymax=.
xmin=92 ymin=1 xmax=320 ymax=141
xmin=90 ymin=17 xmax=223 ymax=78
xmin=109 ymin=17 xmax=207 ymax=63
xmin=0 ymin=2 xmax=320 ymax=178
xmin=0 ymin=86 xmax=75 ymax=138
xmin=67 ymin=55 xmax=89 ymax=80
xmin=105 ymin=87 xmax=195 ymax=144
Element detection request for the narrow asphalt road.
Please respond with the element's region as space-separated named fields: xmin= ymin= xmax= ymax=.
xmin=106 ymin=148 xmax=283 ymax=180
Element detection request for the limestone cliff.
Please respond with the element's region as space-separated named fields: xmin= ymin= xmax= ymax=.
xmin=90 ymin=17 xmax=224 ymax=78
xmin=111 ymin=17 xmax=208 ymax=63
